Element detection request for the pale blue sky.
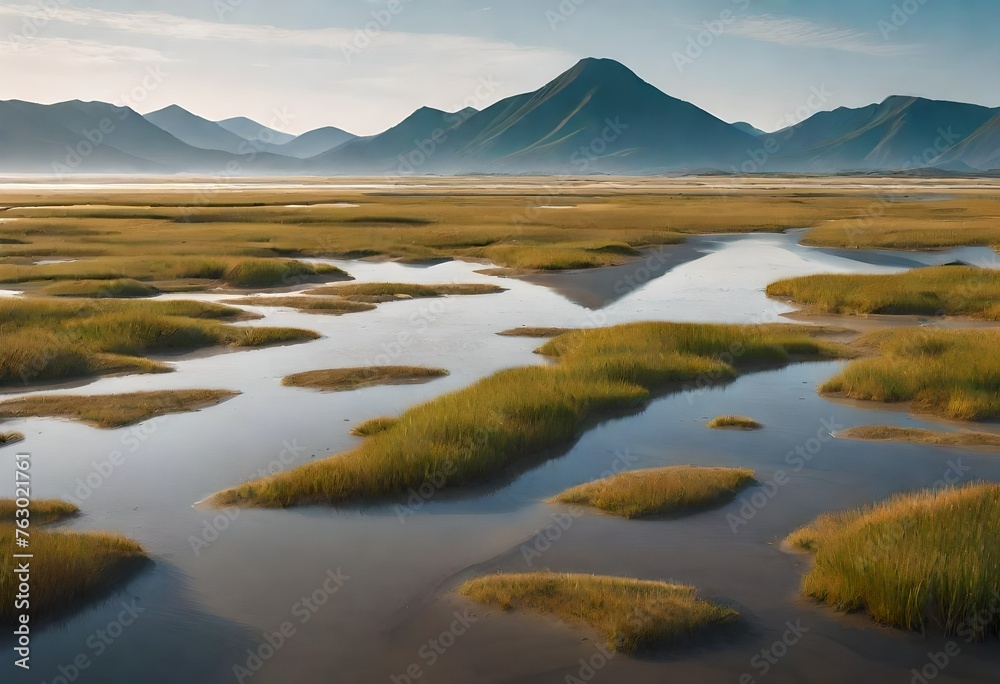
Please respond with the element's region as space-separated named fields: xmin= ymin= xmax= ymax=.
xmin=1 ymin=0 xmax=996 ymax=135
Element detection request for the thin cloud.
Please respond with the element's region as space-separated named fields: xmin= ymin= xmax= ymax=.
xmin=0 ymin=36 xmax=165 ymax=63
xmin=727 ymin=15 xmax=914 ymax=56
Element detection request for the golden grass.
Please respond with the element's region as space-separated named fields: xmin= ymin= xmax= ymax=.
xmin=497 ymin=327 xmax=577 ymax=338
xmin=459 ymin=573 xmax=737 ymax=654
xmin=822 ymin=328 xmax=1000 ymax=421
xmin=351 ymin=417 xmax=399 ymax=437
xmin=0 ymin=500 xmax=147 ymax=622
xmin=40 ymin=278 xmax=160 ymax=298
xmin=0 ymin=298 xmax=317 ymax=387
xmin=0 ymin=498 xmax=78 ymax=525
xmin=553 ymin=466 xmax=756 ymax=519
xmin=282 ymin=367 xmax=449 ymax=392
xmin=788 ymin=484 xmax=1000 ymax=637
xmin=707 ymin=415 xmax=764 ymax=430
xmin=839 ymin=425 xmax=1000 ymax=449
xmin=0 ymin=431 xmax=25 ymax=447
xmin=225 ymin=296 xmax=376 ymax=315
xmin=767 ymin=266 xmax=1000 ymax=318
xmin=213 ymin=322 xmax=847 ymax=508
xmin=0 ymin=389 xmax=239 ymax=428
xmin=307 ymin=282 xmax=506 ymax=300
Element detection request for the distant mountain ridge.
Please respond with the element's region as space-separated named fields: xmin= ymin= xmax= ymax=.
xmin=1 ymin=58 xmax=997 ymax=175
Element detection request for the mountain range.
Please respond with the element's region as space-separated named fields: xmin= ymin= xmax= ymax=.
xmin=0 ymin=58 xmax=996 ymax=175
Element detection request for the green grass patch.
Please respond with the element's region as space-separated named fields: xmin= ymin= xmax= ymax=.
xmin=214 ymin=322 xmax=847 ymax=508
xmin=822 ymin=328 xmax=1000 ymax=421
xmin=838 ymin=426 xmax=1000 ymax=449
xmin=282 ymin=367 xmax=449 ymax=392
xmin=767 ymin=266 xmax=1000 ymax=318
xmin=553 ymin=466 xmax=756 ymax=519
xmin=459 ymin=573 xmax=737 ymax=654
xmin=225 ymin=296 xmax=376 ymax=315
xmin=788 ymin=483 xmax=1000 ymax=637
xmin=351 ymin=417 xmax=400 ymax=437
xmin=707 ymin=415 xmax=764 ymax=430
xmin=0 ymin=389 xmax=239 ymax=428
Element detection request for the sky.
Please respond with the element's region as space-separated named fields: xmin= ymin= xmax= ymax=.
xmin=1 ymin=0 xmax=998 ymax=136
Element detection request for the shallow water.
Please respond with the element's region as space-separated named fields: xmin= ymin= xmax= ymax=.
xmin=4 ymin=233 xmax=1000 ymax=684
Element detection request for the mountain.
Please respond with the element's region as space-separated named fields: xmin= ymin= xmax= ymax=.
xmin=217 ymin=117 xmax=296 ymax=145
xmin=272 ymin=126 xmax=357 ymax=159
xmin=315 ymin=58 xmax=758 ymax=174
xmin=732 ymin=122 xmax=765 ymax=137
xmin=931 ymin=112 xmax=1000 ymax=171
xmin=0 ymin=99 xmax=295 ymax=174
xmin=3 ymin=60 xmax=998 ymax=175
xmin=769 ymin=96 xmax=1000 ymax=172
xmin=144 ymin=105 xmax=258 ymax=155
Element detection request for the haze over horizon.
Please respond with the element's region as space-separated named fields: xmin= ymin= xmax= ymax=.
xmin=2 ymin=0 xmax=998 ymax=136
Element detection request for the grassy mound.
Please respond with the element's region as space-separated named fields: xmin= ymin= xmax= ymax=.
xmin=0 ymin=298 xmax=317 ymax=387
xmin=553 ymin=466 xmax=756 ymax=519
xmin=0 ymin=498 xmax=146 ymax=623
xmin=214 ymin=322 xmax=847 ymax=508
xmin=308 ymin=282 xmax=506 ymax=300
xmin=225 ymin=296 xmax=376 ymax=315
xmin=788 ymin=484 xmax=1000 ymax=637
xmin=282 ymin=367 xmax=449 ymax=392
xmin=838 ymin=426 xmax=1000 ymax=449
xmin=459 ymin=573 xmax=737 ymax=654
xmin=0 ymin=389 xmax=239 ymax=428
xmin=41 ymin=278 xmax=160 ymax=298
xmin=822 ymin=328 xmax=1000 ymax=420
xmin=767 ymin=266 xmax=1000 ymax=318
xmin=497 ymin=327 xmax=577 ymax=338
xmin=707 ymin=415 xmax=763 ymax=430
xmin=0 ymin=431 xmax=25 ymax=447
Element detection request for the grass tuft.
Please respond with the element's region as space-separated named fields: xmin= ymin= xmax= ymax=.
xmin=282 ymin=367 xmax=449 ymax=392
xmin=497 ymin=327 xmax=576 ymax=338
xmin=40 ymin=279 xmax=160 ymax=298
xmin=307 ymin=282 xmax=506 ymax=300
xmin=0 ymin=389 xmax=239 ymax=428
xmin=838 ymin=426 xmax=1000 ymax=449
xmin=707 ymin=415 xmax=764 ymax=430
xmin=0 ymin=498 xmax=78 ymax=525
xmin=788 ymin=484 xmax=1000 ymax=637
xmin=225 ymin=296 xmax=376 ymax=315
xmin=0 ymin=431 xmax=25 ymax=447
xmin=351 ymin=417 xmax=400 ymax=437
xmin=553 ymin=466 xmax=756 ymax=519
xmin=459 ymin=573 xmax=737 ymax=654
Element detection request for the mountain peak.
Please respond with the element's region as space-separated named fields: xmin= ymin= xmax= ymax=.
xmin=568 ymin=57 xmax=639 ymax=81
